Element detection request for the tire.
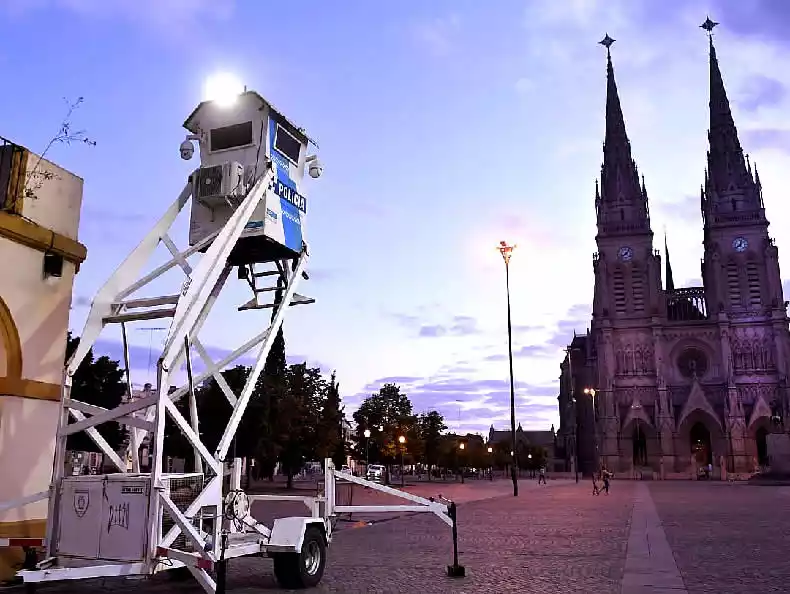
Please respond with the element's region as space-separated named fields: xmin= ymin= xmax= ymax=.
xmin=168 ymin=566 xmax=192 ymax=581
xmin=272 ymin=525 xmax=326 ymax=589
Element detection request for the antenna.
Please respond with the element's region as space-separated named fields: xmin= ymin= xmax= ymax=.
xmin=137 ymin=326 xmax=167 ymax=384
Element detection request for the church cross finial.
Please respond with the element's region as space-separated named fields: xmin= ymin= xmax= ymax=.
xmin=599 ymin=33 xmax=615 ymax=55
xmin=700 ymin=16 xmax=719 ymax=36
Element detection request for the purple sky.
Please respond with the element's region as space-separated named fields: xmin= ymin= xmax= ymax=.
xmin=2 ymin=1 xmax=790 ymax=434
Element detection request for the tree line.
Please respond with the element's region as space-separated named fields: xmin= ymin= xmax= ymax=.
xmin=65 ymin=321 xmax=346 ymax=488
xmin=351 ymin=383 xmax=549 ymax=478
xmin=65 ymin=333 xmax=549 ymax=487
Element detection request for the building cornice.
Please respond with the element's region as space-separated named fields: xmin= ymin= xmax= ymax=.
xmin=0 ymin=211 xmax=87 ymax=271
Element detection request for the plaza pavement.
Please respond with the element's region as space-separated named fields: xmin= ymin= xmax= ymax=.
xmin=11 ymin=478 xmax=790 ymax=593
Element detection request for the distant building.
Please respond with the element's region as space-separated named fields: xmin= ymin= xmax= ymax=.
xmin=487 ymin=424 xmax=558 ymax=470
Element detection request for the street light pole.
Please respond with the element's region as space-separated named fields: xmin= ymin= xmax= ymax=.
xmin=487 ymin=446 xmax=493 ymax=481
xmin=584 ymin=388 xmax=598 ymax=471
xmin=398 ymin=435 xmax=406 ymax=488
xmin=498 ymin=240 xmax=519 ymax=497
xmin=363 ymin=429 xmax=371 ymax=468
xmin=458 ymin=442 xmax=466 ymax=484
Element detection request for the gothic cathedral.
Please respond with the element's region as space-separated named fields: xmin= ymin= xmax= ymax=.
xmin=557 ymin=28 xmax=790 ymax=477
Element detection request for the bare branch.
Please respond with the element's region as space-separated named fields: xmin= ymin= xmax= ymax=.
xmin=22 ymin=96 xmax=96 ymax=203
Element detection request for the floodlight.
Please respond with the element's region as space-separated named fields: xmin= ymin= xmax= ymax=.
xmin=203 ymin=72 xmax=245 ymax=107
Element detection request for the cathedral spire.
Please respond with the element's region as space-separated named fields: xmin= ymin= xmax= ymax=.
xmin=700 ymin=17 xmax=760 ymax=207
xmin=603 ymin=34 xmax=628 ymax=149
xmin=596 ymin=34 xmax=650 ymax=236
xmin=664 ymin=229 xmax=675 ymax=291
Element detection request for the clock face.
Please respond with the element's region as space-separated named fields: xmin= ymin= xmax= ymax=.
xmin=732 ymin=237 xmax=749 ymax=253
xmin=618 ymin=246 xmax=634 ymax=262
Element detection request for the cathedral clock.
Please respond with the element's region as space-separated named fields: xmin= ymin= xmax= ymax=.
xmin=618 ymin=246 xmax=634 ymax=262
xmin=732 ymin=236 xmax=748 ymax=253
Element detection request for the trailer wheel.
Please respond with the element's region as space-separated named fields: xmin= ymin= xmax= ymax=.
xmin=167 ymin=566 xmax=192 ymax=581
xmin=272 ymin=525 xmax=326 ymax=589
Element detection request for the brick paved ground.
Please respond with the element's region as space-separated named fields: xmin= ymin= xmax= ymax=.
xmin=15 ymin=479 xmax=790 ymax=593
xmin=16 ymin=479 xmax=632 ymax=593
xmin=648 ymin=482 xmax=790 ymax=594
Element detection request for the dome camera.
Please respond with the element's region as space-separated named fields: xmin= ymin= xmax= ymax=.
xmin=180 ymin=139 xmax=195 ymax=161
xmin=306 ymin=155 xmax=323 ymax=179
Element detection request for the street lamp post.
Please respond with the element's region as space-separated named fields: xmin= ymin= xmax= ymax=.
xmin=363 ymin=429 xmax=371 ymax=468
xmin=459 ymin=442 xmax=466 ymax=484
xmin=398 ymin=435 xmax=406 ymax=487
xmin=584 ymin=387 xmax=598 ymax=470
xmin=487 ymin=446 xmax=493 ymax=481
xmin=498 ymin=240 xmax=519 ymax=497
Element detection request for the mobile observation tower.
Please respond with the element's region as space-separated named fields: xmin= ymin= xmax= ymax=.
xmin=0 ymin=81 xmax=464 ymax=592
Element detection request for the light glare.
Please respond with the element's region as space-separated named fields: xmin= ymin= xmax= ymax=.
xmin=203 ymin=72 xmax=244 ymax=107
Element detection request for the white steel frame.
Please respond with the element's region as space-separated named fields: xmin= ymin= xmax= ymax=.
xmin=2 ymin=163 xmax=458 ymax=593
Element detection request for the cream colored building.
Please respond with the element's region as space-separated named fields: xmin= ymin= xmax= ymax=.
xmin=0 ymin=138 xmax=87 ymax=578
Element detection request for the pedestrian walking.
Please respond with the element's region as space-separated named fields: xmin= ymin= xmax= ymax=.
xmin=538 ymin=465 xmax=546 ymax=485
xmin=601 ymin=469 xmax=610 ymax=495
xmin=591 ymin=473 xmax=600 ymax=495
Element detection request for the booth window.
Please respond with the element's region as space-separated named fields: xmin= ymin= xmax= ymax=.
xmin=210 ymin=121 xmax=254 ymax=152
xmin=274 ymin=124 xmax=301 ymax=164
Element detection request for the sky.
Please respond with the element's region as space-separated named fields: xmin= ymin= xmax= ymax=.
xmin=2 ymin=0 xmax=790 ymax=436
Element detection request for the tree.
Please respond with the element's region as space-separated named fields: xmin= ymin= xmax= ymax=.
xmin=65 ymin=333 xmax=126 ymax=454
xmin=277 ymin=363 xmax=326 ymax=488
xmin=353 ymin=384 xmax=416 ymax=482
xmin=316 ymin=371 xmax=346 ymax=469
xmin=491 ymin=438 xmax=512 ymax=470
xmin=252 ymin=281 xmax=289 ymax=481
xmin=417 ymin=411 xmax=446 ymax=480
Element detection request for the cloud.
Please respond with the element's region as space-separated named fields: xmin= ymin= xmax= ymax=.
xmin=82 ymin=338 xmax=328 ymax=386
xmin=380 ymin=376 xmax=558 ymax=415
xmin=412 ymin=14 xmax=461 ymax=57
xmin=515 ymin=78 xmax=535 ymax=97
xmin=548 ymin=303 xmax=592 ymax=345
xmin=740 ymin=128 xmax=790 ymax=153
xmin=712 ymin=0 xmax=790 ymax=44
xmin=480 ymin=304 xmax=591 ymax=362
xmin=4 ymin=0 xmax=235 ymax=37
xmin=393 ymin=313 xmax=481 ymax=338
xmin=71 ymin=295 xmax=92 ymax=308
xmin=81 ymin=207 xmax=151 ymax=224
xmin=656 ymin=193 xmax=700 ymax=222
xmin=739 ymin=75 xmax=787 ymax=112
xmin=512 ymin=324 xmax=545 ymax=334
xmin=307 ymin=268 xmax=342 ymax=283
xmin=485 ymin=344 xmax=558 ymax=361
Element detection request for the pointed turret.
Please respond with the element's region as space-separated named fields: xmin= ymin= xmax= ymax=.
xmin=595 ymin=34 xmax=651 ymax=237
xmin=664 ymin=231 xmax=675 ymax=291
xmin=700 ymin=17 xmax=765 ymax=223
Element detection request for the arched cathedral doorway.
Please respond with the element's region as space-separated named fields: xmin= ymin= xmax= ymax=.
xmin=632 ymin=424 xmax=647 ymax=466
xmin=756 ymin=426 xmax=769 ymax=467
xmin=690 ymin=422 xmax=712 ymax=466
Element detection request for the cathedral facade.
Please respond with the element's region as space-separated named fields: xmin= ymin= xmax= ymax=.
xmin=556 ymin=29 xmax=790 ymax=477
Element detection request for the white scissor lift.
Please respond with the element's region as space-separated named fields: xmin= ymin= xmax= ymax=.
xmin=4 ymin=90 xmax=464 ymax=593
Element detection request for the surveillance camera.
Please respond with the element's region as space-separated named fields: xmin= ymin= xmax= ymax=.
xmin=306 ymin=155 xmax=323 ymax=179
xmin=180 ymin=139 xmax=195 ymax=161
